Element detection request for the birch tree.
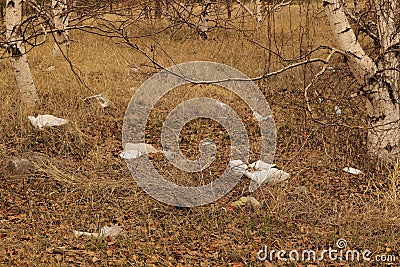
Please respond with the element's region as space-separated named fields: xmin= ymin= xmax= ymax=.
xmin=198 ymin=1 xmax=211 ymax=40
xmin=6 ymin=0 xmax=39 ymax=108
xmin=255 ymin=0 xmax=262 ymax=22
xmin=52 ymin=0 xmax=69 ymax=56
xmin=323 ymin=0 xmax=400 ymax=162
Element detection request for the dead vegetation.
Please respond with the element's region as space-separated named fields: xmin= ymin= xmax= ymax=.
xmin=0 ymin=2 xmax=400 ymax=266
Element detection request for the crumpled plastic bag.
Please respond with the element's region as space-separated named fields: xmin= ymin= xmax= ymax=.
xmin=229 ymin=159 xmax=248 ymax=174
xmin=83 ymin=93 xmax=110 ymax=108
xmin=253 ymin=111 xmax=273 ymax=122
xmin=230 ymin=159 xmax=289 ymax=192
xmin=73 ymin=224 xmax=126 ymax=239
xmin=28 ymin=115 xmax=69 ymax=130
xmin=119 ymin=143 xmax=160 ymax=159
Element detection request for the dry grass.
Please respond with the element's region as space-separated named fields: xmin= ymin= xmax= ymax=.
xmin=0 ymin=3 xmax=400 ymax=266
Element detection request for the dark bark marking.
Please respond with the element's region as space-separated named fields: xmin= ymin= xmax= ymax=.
xmin=7 ymin=0 xmax=15 ymax=8
xmin=339 ymin=27 xmax=351 ymax=34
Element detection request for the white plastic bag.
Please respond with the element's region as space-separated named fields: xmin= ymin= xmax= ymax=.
xmin=119 ymin=143 xmax=160 ymax=159
xmin=28 ymin=115 xmax=69 ymax=130
xmin=83 ymin=93 xmax=110 ymax=108
xmin=229 ymin=159 xmax=289 ymax=192
xmin=253 ymin=111 xmax=273 ymax=122
xmin=73 ymin=224 xmax=126 ymax=239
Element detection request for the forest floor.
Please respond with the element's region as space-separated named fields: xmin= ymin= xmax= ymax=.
xmin=1 ymin=3 xmax=400 ymax=267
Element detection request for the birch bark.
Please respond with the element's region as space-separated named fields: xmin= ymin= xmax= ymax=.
xmin=6 ymin=0 xmax=39 ymax=108
xmin=324 ymin=0 xmax=400 ymax=162
xmin=199 ymin=1 xmax=210 ymax=40
xmin=255 ymin=0 xmax=262 ymax=22
xmin=52 ymin=0 xmax=69 ymax=56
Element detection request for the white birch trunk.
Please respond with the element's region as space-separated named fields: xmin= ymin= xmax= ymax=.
xmin=52 ymin=0 xmax=69 ymax=56
xmin=198 ymin=1 xmax=210 ymax=40
xmin=255 ymin=0 xmax=262 ymax=22
xmin=324 ymin=0 xmax=400 ymax=162
xmin=6 ymin=0 xmax=39 ymax=109
xmin=371 ymin=0 xmax=400 ymax=161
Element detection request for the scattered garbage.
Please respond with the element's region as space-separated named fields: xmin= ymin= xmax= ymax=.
xmin=343 ymin=167 xmax=362 ymax=175
xmin=229 ymin=196 xmax=261 ymax=208
xmin=229 ymin=159 xmax=248 ymax=175
xmin=246 ymin=166 xmax=290 ymax=192
xmin=125 ymin=143 xmax=159 ymax=153
xmin=327 ymin=66 xmax=336 ymax=73
xmin=253 ymin=111 xmax=273 ymax=122
xmin=245 ymin=166 xmax=290 ymax=184
xmin=249 ymin=160 xmax=274 ymax=170
xmin=335 ymin=106 xmax=342 ymax=115
xmin=229 ymin=159 xmax=289 ymax=192
xmin=28 ymin=114 xmax=69 ymax=130
xmin=73 ymin=224 xmax=126 ymax=239
xmin=83 ymin=93 xmax=110 ymax=108
xmin=119 ymin=150 xmax=143 ymax=159
xmin=119 ymin=143 xmax=160 ymax=159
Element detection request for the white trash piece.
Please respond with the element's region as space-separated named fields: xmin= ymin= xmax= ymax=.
xmin=249 ymin=160 xmax=275 ymax=170
xmin=327 ymin=66 xmax=336 ymax=73
xmin=253 ymin=111 xmax=273 ymax=122
xmin=28 ymin=115 xmax=69 ymax=130
xmin=73 ymin=224 xmax=126 ymax=239
xmin=119 ymin=143 xmax=160 ymax=159
xmin=119 ymin=150 xmax=143 ymax=159
xmin=229 ymin=159 xmax=248 ymax=174
xmin=246 ymin=167 xmax=290 ymax=192
xmin=335 ymin=106 xmax=342 ymax=115
xmin=229 ymin=159 xmax=289 ymax=192
xmin=83 ymin=93 xmax=110 ymax=108
xmin=343 ymin=167 xmax=362 ymax=175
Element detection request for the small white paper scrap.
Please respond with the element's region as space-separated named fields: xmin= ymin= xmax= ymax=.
xmin=343 ymin=167 xmax=361 ymax=175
